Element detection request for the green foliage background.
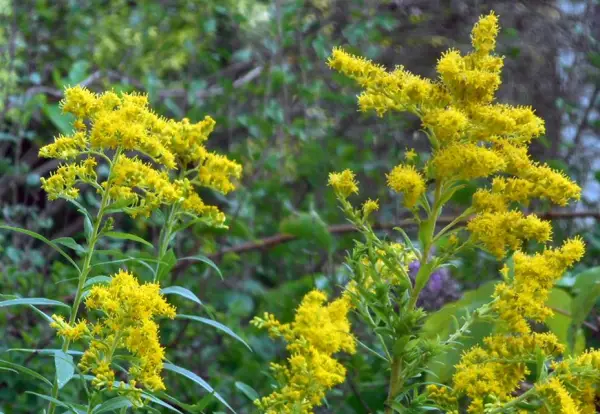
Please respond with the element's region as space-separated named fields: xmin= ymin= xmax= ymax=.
xmin=1 ymin=0 xmax=599 ymax=412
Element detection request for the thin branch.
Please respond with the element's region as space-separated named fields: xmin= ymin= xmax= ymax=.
xmin=171 ymin=210 xmax=600 ymax=275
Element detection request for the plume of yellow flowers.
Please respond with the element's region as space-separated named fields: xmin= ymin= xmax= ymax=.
xmin=51 ymin=270 xmax=176 ymax=406
xmin=39 ymin=86 xmax=241 ymax=223
xmin=328 ymin=10 xmax=596 ymax=414
xmin=251 ymin=290 xmax=356 ymax=413
xmin=327 ymin=11 xmax=580 ymax=259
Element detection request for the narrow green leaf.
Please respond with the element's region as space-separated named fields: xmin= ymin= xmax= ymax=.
xmin=103 ymin=231 xmax=154 ymax=248
xmin=163 ymin=363 xmax=235 ymax=413
xmin=83 ymin=276 xmax=112 ymax=289
xmin=0 ymin=298 xmax=69 ymax=310
xmin=92 ymin=396 xmax=133 ymax=413
xmin=176 ymin=314 xmax=251 ymax=351
xmin=53 ymin=237 xmax=86 ymax=254
xmin=0 ymin=360 xmax=52 ymax=387
xmin=157 ymin=249 xmax=177 ymax=281
xmin=25 ymin=391 xmax=86 ymax=413
xmin=161 ymin=287 xmax=202 ymax=306
xmin=141 ymin=393 xmax=184 ymax=414
xmin=235 ymin=381 xmax=259 ymax=402
xmin=0 ymin=225 xmax=80 ymax=271
xmin=55 ymin=351 xmax=75 ymax=389
xmin=178 ymin=255 xmax=223 ymax=279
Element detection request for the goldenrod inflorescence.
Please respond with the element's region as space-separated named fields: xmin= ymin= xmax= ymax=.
xmin=327 ymin=10 xmax=596 ymax=414
xmin=327 ymin=11 xmax=580 ymax=259
xmin=39 ymin=86 xmax=241 ymax=224
xmin=52 ymin=270 xmax=175 ymax=406
xmin=251 ymin=290 xmax=355 ymax=413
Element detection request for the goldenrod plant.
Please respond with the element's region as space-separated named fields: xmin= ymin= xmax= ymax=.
xmin=0 ymin=86 xmax=243 ymax=412
xmin=253 ymin=12 xmax=599 ymax=413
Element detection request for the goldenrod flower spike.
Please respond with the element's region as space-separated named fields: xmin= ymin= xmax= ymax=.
xmin=39 ymin=86 xmax=242 ymax=226
xmin=386 ymin=164 xmax=426 ymax=208
xmin=328 ymin=169 xmax=359 ymax=199
xmin=251 ymin=290 xmax=355 ymax=413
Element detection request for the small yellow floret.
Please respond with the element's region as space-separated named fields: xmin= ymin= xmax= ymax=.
xmin=328 ymin=169 xmax=359 ymax=199
xmin=387 ymin=164 xmax=426 ymax=208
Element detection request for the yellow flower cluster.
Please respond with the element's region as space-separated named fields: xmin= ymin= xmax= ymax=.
xmin=251 ymin=290 xmax=355 ymax=414
xmin=493 ymin=237 xmax=585 ymax=333
xmin=386 ymin=165 xmax=426 ymax=208
xmin=52 ymin=270 xmax=176 ymax=403
xmin=327 ymin=169 xmax=358 ymax=199
xmin=328 ymin=12 xmax=581 ymax=256
xmin=39 ymin=86 xmax=241 ymax=223
xmin=430 ymin=333 xmax=564 ymax=413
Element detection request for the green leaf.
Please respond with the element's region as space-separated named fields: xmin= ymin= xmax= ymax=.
xmin=163 ymin=363 xmax=235 ymax=413
xmin=279 ymin=211 xmax=333 ymax=251
xmin=0 ymin=225 xmax=80 ymax=271
xmin=176 ymin=314 xmax=251 ymax=351
xmin=26 ymin=391 xmax=86 ymax=413
xmin=235 ymin=381 xmax=259 ymax=402
xmin=103 ymin=231 xmax=154 ymax=248
xmin=92 ymin=396 xmax=133 ymax=413
xmin=53 ymin=237 xmax=87 ymax=254
xmin=178 ymin=255 xmax=223 ymax=279
xmin=161 ymin=286 xmax=202 ymax=306
xmin=83 ymin=276 xmax=112 ymax=289
xmin=157 ymin=249 xmax=177 ymax=281
xmin=0 ymin=360 xmax=52 ymax=387
xmin=571 ymin=266 xmax=600 ymax=327
xmin=141 ymin=393 xmax=184 ymax=414
xmin=0 ymin=298 xmax=69 ymax=310
xmin=55 ymin=351 xmax=75 ymax=389
xmin=42 ymin=103 xmax=74 ymax=135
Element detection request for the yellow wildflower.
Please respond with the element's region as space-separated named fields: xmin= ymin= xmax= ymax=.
xmin=431 ymin=143 xmax=506 ymax=180
xmin=422 ymin=107 xmax=468 ymax=144
xmin=467 ymin=211 xmax=552 ymax=258
xmin=328 ymin=169 xmax=359 ymax=199
xmin=251 ymin=290 xmax=355 ymax=413
xmin=362 ymin=198 xmax=379 ymax=217
xmin=386 ymin=164 xmax=426 ymax=207
xmin=51 ymin=315 xmax=89 ymax=341
xmin=80 ymin=269 xmax=176 ymax=395
xmin=470 ymin=11 xmax=499 ymax=54
xmin=536 ymin=378 xmax=580 ymax=414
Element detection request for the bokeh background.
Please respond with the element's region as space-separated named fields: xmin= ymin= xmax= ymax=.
xmin=1 ymin=0 xmax=599 ymax=412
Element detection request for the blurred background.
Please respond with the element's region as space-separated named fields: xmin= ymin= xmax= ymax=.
xmin=1 ymin=0 xmax=599 ymax=412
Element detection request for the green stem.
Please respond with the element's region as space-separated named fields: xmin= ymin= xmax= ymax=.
xmin=408 ymin=182 xmax=443 ymax=309
xmin=384 ymin=355 xmax=403 ymax=414
xmin=488 ymin=386 xmax=538 ymax=414
xmin=47 ymin=149 xmax=121 ymax=414
xmin=153 ymin=204 xmax=178 ymax=283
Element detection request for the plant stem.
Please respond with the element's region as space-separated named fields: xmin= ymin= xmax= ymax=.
xmin=384 ymin=355 xmax=403 ymax=414
xmin=488 ymin=386 xmax=537 ymax=414
xmin=407 ymin=182 xmax=443 ymax=309
xmin=47 ymin=150 xmax=120 ymax=414
xmin=153 ymin=204 xmax=177 ymax=283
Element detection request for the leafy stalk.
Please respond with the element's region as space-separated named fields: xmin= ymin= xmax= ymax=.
xmin=47 ymin=149 xmax=121 ymax=414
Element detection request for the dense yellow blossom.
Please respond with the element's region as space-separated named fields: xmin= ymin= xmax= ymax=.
xmin=362 ymin=198 xmax=379 ymax=217
xmin=40 ymin=158 xmax=97 ymax=200
xmin=493 ymin=237 xmax=586 ymax=332
xmin=75 ymin=270 xmax=176 ymax=398
xmin=433 ymin=333 xmax=564 ymax=413
xmin=329 ymin=11 xmax=592 ymax=414
xmin=50 ymin=315 xmax=89 ymax=341
xmin=328 ymin=169 xmax=359 ymax=199
xmin=251 ymin=290 xmax=355 ymax=413
xmin=386 ymin=164 xmax=426 ymax=207
xmin=431 ymin=143 xmax=506 ymax=180
xmin=467 ymin=211 xmax=552 ymax=258
xmin=39 ymin=86 xmax=241 ymax=224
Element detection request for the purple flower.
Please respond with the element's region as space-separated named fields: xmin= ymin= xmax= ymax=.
xmin=408 ymin=261 xmax=462 ymax=311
